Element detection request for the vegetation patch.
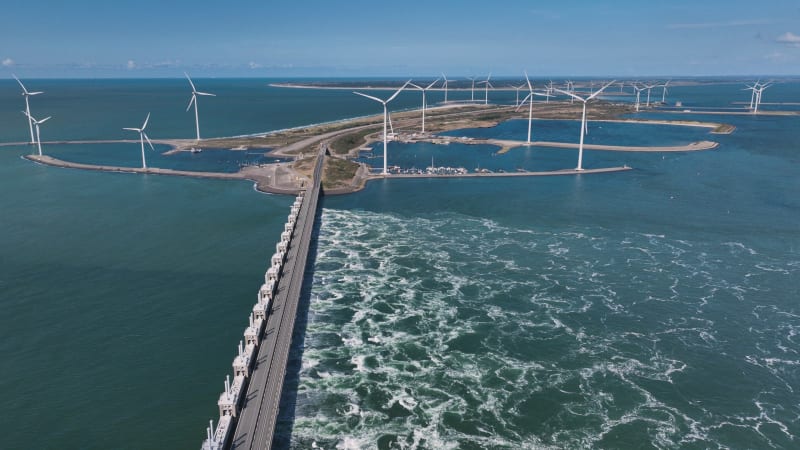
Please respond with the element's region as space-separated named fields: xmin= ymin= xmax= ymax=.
xmin=330 ymin=127 xmax=379 ymax=155
xmin=323 ymin=157 xmax=360 ymax=189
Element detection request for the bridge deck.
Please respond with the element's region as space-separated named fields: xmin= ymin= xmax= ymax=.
xmin=229 ymin=149 xmax=324 ymax=450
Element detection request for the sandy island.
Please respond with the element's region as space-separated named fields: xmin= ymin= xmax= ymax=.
xmin=8 ymin=98 xmax=740 ymax=195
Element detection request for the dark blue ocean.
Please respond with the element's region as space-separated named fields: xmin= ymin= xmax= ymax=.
xmin=0 ymin=78 xmax=798 ymax=449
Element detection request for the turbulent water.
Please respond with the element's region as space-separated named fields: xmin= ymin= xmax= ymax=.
xmin=289 ymin=208 xmax=798 ymax=448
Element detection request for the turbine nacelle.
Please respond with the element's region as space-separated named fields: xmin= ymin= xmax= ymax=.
xmin=13 ymin=74 xmax=44 ymax=97
xmin=124 ymin=113 xmax=155 ymax=151
xmin=22 ymin=110 xmax=51 ymax=125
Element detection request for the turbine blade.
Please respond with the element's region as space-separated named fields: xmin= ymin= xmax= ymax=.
xmin=39 ymin=116 xmax=51 ymax=124
xmin=142 ymin=112 xmax=150 ymax=130
xmin=408 ymin=82 xmax=423 ymax=90
xmin=185 ymin=72 xmax=196 ymax=91
xmin=196 ymin=91 xmax=215 ymax=96
xmin=353 ymin=91 xmax=384 ymax=103
xmin=425 ymin=78 xmax=440 ymax=90
xmin=386 ymin=80 xmax=411 ymax=103
xmin=524 ymin=70 xmax=533 ymax=92
xmin=515 ymin=93 xmax=533 ymax=111
xmin=143 ymin=133 xmax=155 ymax=151
xmin=587 ymin=80 xmax=616 ymax=101
xmin=186 ymin=95 xmax=196 ymax=112
xmin=13 ymin=74 xmax=29 ymax=94
xmin=21 ymin=110 xmax=33 ymax=120
xmin=123 ymin=127 xmax=141 ymax=132
xmin=553 ymin=88 xmax=585 ymax=102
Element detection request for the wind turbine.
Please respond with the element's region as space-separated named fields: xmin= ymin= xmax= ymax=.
xmin=545 ymin=80 xmax=556 ymax=103
xmin=744 ymin=83 xmax=758 ymax=110
xmin=753 ymin=82 xmax=772 ymax=114
xmin=353 ymin=81 xmax=410 ymax=175
xmin=22 ymin=112 xmax=50 ymax=156
xmin=441 ymin=72 xmax=450 ymax=103
xmin=409 ymin=78 xmax=439 ymax=133
xmin=633 ymin=85 xmax=644 ymax=112
xmin=477 ymin=73 xmax=493 ymax=104
xmin=123 ymin=113 xmax=155 ymax=169
xmin=519 ymin=72 xmax=535 ymax=144
xmin=510 ymin=83 xmax=526 ymax=107
xmin=643 ymin=83 xmax=658 ymax=107
xmin=743 ymin=80 xmax=762 ymax=110
xmin=185 ymin=72 xmax=216 ymax=141
xmin=565 ymin=80 xmax=575 ymax=103
xmin=517 ymin=71 xmax=548 ymax=144
xmin=553 ymin=80 xmax=615 ymax=171
xmin=13 ymin=75 xmax=44 ymax=144
xmin=660 ymin=80 xmax=671 ymax=103
xmin=467 ymin=76 xmax=476 ymax=101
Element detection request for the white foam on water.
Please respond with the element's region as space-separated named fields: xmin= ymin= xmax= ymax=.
xmin=288 ymin=208 xmax=800 ymax=448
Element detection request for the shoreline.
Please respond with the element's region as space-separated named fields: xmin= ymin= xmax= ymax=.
xmin=9 ymin=103 xmax=735 ymax=196
xmin=25 ymin=155 xmax=306 ymax=196
xmin=25 ymin=154 xmax=632 ymax=196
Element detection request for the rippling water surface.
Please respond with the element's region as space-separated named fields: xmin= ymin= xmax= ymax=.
xmin=290 ymin=207 xmax=798 ymax=448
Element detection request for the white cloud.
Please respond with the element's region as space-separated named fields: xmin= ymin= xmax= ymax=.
xmin=126 ymin=60 xmax=136 ymax=69
xmin=248 ymin=61 xmax=262 ymax=69
xmin=2 ymin=58 xmax=14 ymax=67
xmin=776 ymin=32 xmax=800 ymax=47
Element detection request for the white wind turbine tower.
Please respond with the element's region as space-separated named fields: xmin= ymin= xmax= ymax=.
xmin=554 ymin=80 xmax=615 ymax=171
xmin=660 ymin=80 xmax=671 ymax=103
xmin=744 ymin=84 xmax=757 ymax=110
xmin=13 ymin=75 xmax=44 ymax=144
xmin=441 ymin=73 xmax=450 ymax=103
xmin=545 ymin=81 xmax=556 ymax=103
xmin=467 ymin=76 xmax=476 ymax=101
xmin=124 ymin=113 xmax=155 ymax=169
xmin=511 ymin=83 xmax=526 ymax=107
xmin=633 ymin=85 xmax=644 ymax=112
xmin=185 ymin=73 xmax=216 ymax=141
xmin=478 ymin=73 xmax=493 ymax=104
xmin=753 ymin=83 xmax=772 ymax=114
xmin=22 ymin=112 xmax=51 ymax=156
xmin=565 ymin=80 xmax=575 ymax=103
xmin=743 ymin=81 xmax=762 ymax=110
xmin=409 ymin=78 xmax=440 ymax=133
xmin=643 ymin=83 xmax=658 ymax=107
xmin=517 ymin=71 xmax=548 ymax=144
xmin=353 ymin=81 xmax=410 ymax=175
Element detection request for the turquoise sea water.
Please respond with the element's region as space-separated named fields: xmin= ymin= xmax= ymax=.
xmin=1 ymin=78 xmax=799 ymax=449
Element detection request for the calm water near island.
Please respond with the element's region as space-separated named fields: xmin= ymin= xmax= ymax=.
xmin=0 ymin=78 xmax=798 ymax=448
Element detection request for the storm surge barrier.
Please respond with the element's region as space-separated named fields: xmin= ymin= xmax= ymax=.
xmin=202 ymin=146 xmax=325 ymax=450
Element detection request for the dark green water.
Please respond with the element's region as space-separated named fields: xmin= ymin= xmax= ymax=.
xmin=0 ymin=146 xmax=291 ymax=448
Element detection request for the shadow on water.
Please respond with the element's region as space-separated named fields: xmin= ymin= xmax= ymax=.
xmin=271 ymin=192 xmax=324 ymax=449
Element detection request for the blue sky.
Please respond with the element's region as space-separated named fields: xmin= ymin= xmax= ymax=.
xmin=2 ymin=0 xmax=799 ymax=77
